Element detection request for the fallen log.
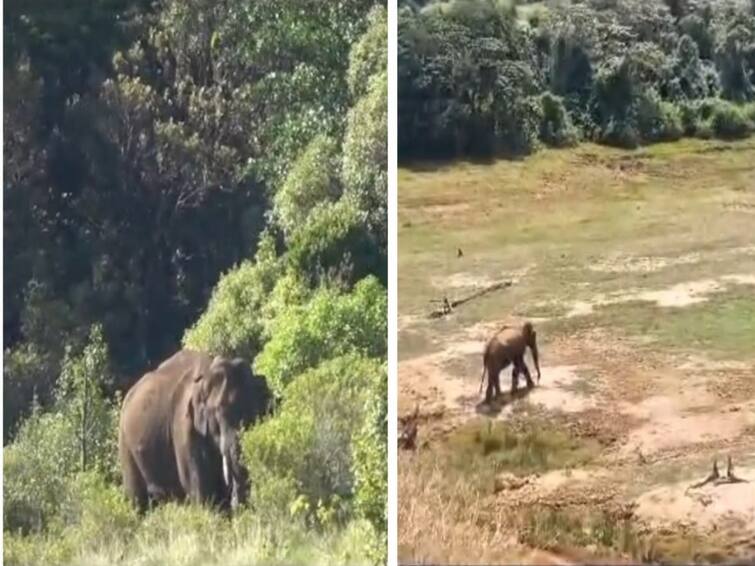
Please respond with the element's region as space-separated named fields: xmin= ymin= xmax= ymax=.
xmin=428 ymin=280 xmax=513 ymax=318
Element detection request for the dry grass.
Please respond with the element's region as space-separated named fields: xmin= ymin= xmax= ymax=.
xmin=398 ymin=422 xmax=606 ymax=563
xmin=398 ymin=452 xmax=521 ymax=564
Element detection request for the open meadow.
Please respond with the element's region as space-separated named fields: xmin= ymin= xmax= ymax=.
xmin=398 ymin=138 xmax=755 ymax=564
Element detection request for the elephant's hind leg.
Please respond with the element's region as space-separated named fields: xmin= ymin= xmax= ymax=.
xmin=486 ymin=367 xmax=502 ymax=403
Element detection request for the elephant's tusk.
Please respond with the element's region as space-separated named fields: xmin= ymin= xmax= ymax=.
xmin=222 ymin=454 xmax=231 ymax=486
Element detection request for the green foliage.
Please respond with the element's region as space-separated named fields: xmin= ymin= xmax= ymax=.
xmin=3 ymin=343 xmax=57 ymax=441
xmin=347 ymin=6 xmax=388 ymax=100
xmin=4 ymin=410 xmax=79 ymax=534
xmin=274 ymin=135 xmax=342 ymax=238
xmin=242 ymin=355 xmax=383 ymax=529
xmin=5 ymin=0 xmax=386 ymax=563
xmin=538 ymin=91 xmax=580 ymax=147
xmin=342 ymin=72 xmax=388 ymax=254
xmin=255 ymin=277 xmax=387 ymax=394
xmin=709 ymin=98 xmax=753 ymax=138
xmin=398 ymin=0 xmax=539 ymax=158
xmin=57 ymin=325 xmax=118 ymax=478
xmin=287 ymin=199 xmax=367 ymax=284
xmin=399 ymin=0 xmax=755 ymax=159
xmin=183 ymin=233 xmax=282 ymax=359
xmin=351 ymin=364 xmax=388 ymax=564
xmin=4 ymin=326 xmax=119 ymax=535
xmin=636 ymin=93 xmax=684 ymax=143
xmin=714 ymin=11 xmax=755 ymax=102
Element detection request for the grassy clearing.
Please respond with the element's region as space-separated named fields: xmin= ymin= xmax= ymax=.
xmin=399 ymin=138 xmax=755 ymax=563
xmin=398 ymin=138 xmax=755 ymax=320
xmin=549 ymin=289 xmax=755 ymax=361
xmin=405 ymin=419 xmax=602 ymax=501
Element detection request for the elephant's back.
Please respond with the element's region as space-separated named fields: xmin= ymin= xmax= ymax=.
xmin=121 ymin=350 xmax=206 ymax=412
xmin=156 ymin=348 xmax=211 ymax=374
xmin=119 ymin=355 xmax=199 ymax=443
xmin=493 ymin=327 xmax=525 ymax=349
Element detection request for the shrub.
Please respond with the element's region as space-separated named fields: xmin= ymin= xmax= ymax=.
xmin=274 ymin=135 xmax=342 ymax=239
xmin=56 ymin=471 xmax=138 ymax=552
xmin=710 ymin=100 xmax=752 ymax=139
xmin=347 ymin=6 xmax=387 ymax=100
xmin=3 ymin=343 xmax=58 ymax=441
xmin=4 ymin=326 xmax=119 ymax=535
xmin=254 ymin=276 xmax=387 ymax=394
xmin=494 ymin=91 xmax=543 ymax=156
xmin=287 ymin=198 xmax=384 ymax=287
xmin=746 ymin=102 xmax=755 ymax=124
xmin=538 ymin=92 xmax=580 ymax=147
xmin=4 ymin=410 xmax=77 ymax=534
xmin=351 ymin=364 xmax=387 ymax=565
xmin=678 ymin=100 xmax=702 ymax=136
xmin=600 ymin=119 xmax=641 ymax=149
xmin=342 ymin=71 xmax=388 ymax=256
xmin=183 ymin=232 xmax=282 ymax=359
xmin=242 ymin=354 xmax=383 ymax=528
xmin=636 ymin=93 xmax=683 ymax=143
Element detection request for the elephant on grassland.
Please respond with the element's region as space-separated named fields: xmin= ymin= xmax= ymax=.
xmin=479 ymin=321 xmax=541 ymax=403
xmin=118 ymin=349 xmax=272 ymax=513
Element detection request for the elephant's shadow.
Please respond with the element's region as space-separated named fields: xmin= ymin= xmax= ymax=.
xmin=473 ymin=386 xmax=533 ymax=417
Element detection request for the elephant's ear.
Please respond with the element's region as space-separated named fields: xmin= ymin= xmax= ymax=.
xmin=230 ymin=357 xmax=252 ymax=380
xmin=190 ymin=369 xmax=209 ymax=436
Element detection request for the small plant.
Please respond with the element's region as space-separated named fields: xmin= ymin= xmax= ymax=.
xmin=709 ymin=100 xmax=752 ymax=139
xmin=538 ymin=92 xmax=580 ymax=148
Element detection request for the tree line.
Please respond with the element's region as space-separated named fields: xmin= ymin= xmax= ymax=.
xmin=398 ymin=0 xmax=755 ymax=160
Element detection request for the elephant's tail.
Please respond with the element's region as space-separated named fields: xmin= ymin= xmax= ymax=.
xmin=478 ymin=354 xmax=488 ymax=395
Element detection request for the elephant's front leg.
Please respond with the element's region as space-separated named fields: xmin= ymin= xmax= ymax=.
xmin=513 ymin=357 xmax=534 ymax=390
xmin=178 ymin=443 xmax=219 ymax=507
xmin=521 ymin=361 xmax=534 ymax=389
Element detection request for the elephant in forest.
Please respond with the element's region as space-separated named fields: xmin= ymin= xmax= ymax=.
xmin=118 ymin=349 xmax=272 ymax=513
xmin=479 ymin=321 xmax=541 ymax=403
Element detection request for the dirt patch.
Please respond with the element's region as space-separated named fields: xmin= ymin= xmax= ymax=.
xmin=433 ymin=272 xmax=498 ymax=290
xmin=418 ymin=202 xmax=472 ymax=217
xmin=432 ymin=265 xmax=535 ymax=292
xmin=618 ymin=400 xmax=755 ymax=458
xmin=504 ymin=366 xmax=598 ymax=416
xmin=563 ymin=273 xmax=755 ymax=316
xmin=397 ymin=314 xmax=422 ymax=333
xmin=635 ymin=470 xmax=755 ymax=532
xmin=587 ymin=252 xmax=701 ymax=274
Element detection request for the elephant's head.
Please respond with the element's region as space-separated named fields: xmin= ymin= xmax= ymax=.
xmin=522 ymin=322 xmax=541 ymax=382
xmin=189 ymin=355 xmax=271 ymax=508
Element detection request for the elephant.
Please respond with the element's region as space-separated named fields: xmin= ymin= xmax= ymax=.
xmin=118 ymin=349 xmax=272 ymax=513
xmin=479 ymin=321 xmax=541 ymax=403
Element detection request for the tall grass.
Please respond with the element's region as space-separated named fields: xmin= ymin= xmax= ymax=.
xmin=4 ymin=503 xmax=378 ymax=566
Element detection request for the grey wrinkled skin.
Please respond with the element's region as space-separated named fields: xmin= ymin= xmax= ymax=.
xmin=480 ymin=322 xmax=541 ymax=403
xmin=118 ymin=349 xmax=271 ymax=513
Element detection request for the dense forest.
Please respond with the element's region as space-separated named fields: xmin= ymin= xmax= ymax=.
xmin=399 ymin=0 xmax=755 ymax=159
xmin=3 ymin=0 xmax=387 ymax=564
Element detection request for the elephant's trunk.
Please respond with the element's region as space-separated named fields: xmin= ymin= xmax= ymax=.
xmin=221 ymin=430 xmax=248 ymax=510
xmin=219 ymin=427 xmax=241 ymax=505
